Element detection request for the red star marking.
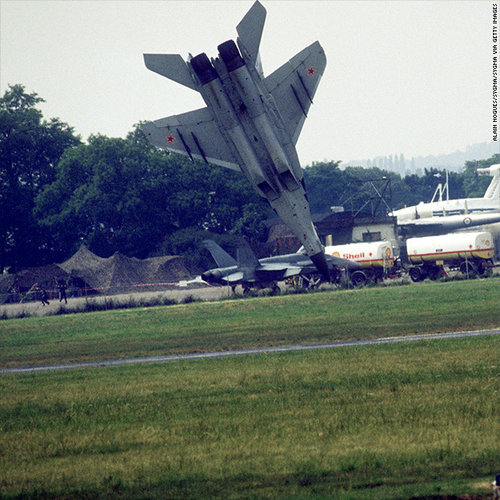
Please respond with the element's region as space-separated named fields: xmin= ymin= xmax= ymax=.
xmin=166 ymin=134 xmax=174 ymax=143
xmin=307 ymin=67 xmax=315 ymax=75
xmin=369 ymin=252 xmax=373 ymax=257
xmin=469 ymin=244 xmax=473 ymax=249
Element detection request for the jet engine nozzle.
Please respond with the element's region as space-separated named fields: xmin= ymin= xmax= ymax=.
xmin=218 ymin=40 xmax=245 ymax=72
xmin=191 ymin=53 xmax=218 ymax=85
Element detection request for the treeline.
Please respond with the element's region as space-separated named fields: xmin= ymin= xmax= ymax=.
xmin=303 ymin=159 xmax=496 ymax=215
xmin=1 ymin=85 xmax=271 ymax=272
xmin=1 ymin=84 xmax=498 ymax=271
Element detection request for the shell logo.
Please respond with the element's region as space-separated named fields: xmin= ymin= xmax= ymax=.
xmin=486 ymin=240 xmax=490 ymax=246
xmin=385 ymin=247 xmax=391 ymax=257
xmin=332 ymin=251 xmax=340 ymax=258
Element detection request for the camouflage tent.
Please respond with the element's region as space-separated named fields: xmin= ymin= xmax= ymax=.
xmin=0 ymin=245 xmax=200 ymax=303
xmin=59 ymin=245 xmax=199 ymax=294
xmin=0 ymin=264 xmax=71 ymax=304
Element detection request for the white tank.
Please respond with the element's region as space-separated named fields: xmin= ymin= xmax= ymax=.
xmin=325 ymin=241 xmax=393 ymax=268
xmin=407 ymin=231 xmax=494 ymax=264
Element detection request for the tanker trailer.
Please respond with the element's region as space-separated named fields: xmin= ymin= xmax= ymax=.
xmin=325 ymin=241 xmax=394 ymax=286
xmin=406 ymin=231 xmax=494 ymax=281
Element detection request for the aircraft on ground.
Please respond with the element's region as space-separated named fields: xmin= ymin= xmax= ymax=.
xmin=141 ymin=1 xmax=330 ymax=280
xmin=391 ymin=164 xmax=500 ymax=236
xmin=200 ymin=240 xmax=360 ymax=292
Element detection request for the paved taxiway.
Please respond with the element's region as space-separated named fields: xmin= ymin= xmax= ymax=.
xmin=1 ymin=328 xmax=499 ymax=375
xmin=0 ymin=286 xmax=231 ymax=319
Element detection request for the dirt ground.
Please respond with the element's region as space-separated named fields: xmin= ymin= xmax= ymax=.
xmin=0 ymin=286 xmax=233 ymax=319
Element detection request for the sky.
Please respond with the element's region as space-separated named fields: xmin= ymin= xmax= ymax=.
xmin=0 ymin=0 xmax=495 ymax=166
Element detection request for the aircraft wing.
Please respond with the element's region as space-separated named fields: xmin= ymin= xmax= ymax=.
xmin=263 ymin=41 xmax=326 ymax=144
xmin=282 ymin=266 xmax=307 ymax=278
xmin=258 ymin=263 xmax=303 ymax=273
xmin=142 ymin=107 xmax=241 ymax=171
xmin=223 ymin=271 xmax=245 ymax=283
xmin=262 ymin=255 xmax=360 ymax=275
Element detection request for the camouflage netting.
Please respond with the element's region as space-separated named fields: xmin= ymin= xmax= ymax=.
xmin=59 ymin=245 xmax=200 ymax=294
xmin=0 ymin=246 xmax=200 ymax=303
xmin=0 ymin=264 xmax=71 ymax=304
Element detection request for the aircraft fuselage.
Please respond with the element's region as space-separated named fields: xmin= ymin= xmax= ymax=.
xmin=392 ymin=164 xmax=500 ymax=236
xmin=142 ymin=1 xmax=329 ymax=279
xmin=189 ymin=41 xmax=328 ymax=278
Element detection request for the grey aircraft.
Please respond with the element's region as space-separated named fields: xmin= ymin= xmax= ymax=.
xmin=200 ymin=240 xmax=360 ymax=292
xmin=141 ymin=1 xmax=329 ymax=280
xmin=392 ymin=164 xmax=500 ymax=237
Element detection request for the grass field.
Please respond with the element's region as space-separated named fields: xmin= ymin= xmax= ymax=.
xmin=0 ymin=278 xmax=499 ymax=368
xmin=0 ymin=279 xmax=499 ymax=498
xmin=1 ymin=336 xmax=499 ymax=498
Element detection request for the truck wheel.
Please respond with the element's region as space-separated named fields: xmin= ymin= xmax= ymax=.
xmin=351 ymin=270 xmax=367 ymax=287
xmin=409 ymin=267 xmax=423 ymax=282
xmin=459 ymin=261 xmax=477 ymax=277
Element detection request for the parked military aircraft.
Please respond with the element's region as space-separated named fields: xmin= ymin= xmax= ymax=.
xmin=391 ymin=164 xmax=500 ymax=236
xmin=141 ymin=1 xmax=329 ymax=279
xmin=200 ymin=240 xmax=360 ymax=292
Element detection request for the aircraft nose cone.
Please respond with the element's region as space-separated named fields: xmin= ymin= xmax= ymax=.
xmin=310 ymin=251 xmax=330 ymax=282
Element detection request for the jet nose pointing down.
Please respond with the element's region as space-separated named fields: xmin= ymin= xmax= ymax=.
xmin=310 ymin=251 xmax=330 ymax=282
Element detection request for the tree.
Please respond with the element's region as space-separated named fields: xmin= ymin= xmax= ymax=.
xmin=0 ymin=84 xmax=80 ymax=271
xmin=303 ymin=161 xmax=345 ymax=213
xmin=301 ymin=155 xmax=500 ymax=218
xmin=462 ymin=155 xmax=499 ymax=198
xmin=304 ymin=162 xmax=404 ymax=215
xmin=36 ymin=126 xmax=272 ymax=261
xmin=36 ymin=134 xmax=178 ymax=259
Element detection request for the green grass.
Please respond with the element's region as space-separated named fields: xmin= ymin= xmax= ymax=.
xmin=1 ymin=279 xmax=499 ymax=368
xmin=0 ymin=335 xmax=498 ymax=498
xmin=0 ymin=279 xmax=499 ymax=498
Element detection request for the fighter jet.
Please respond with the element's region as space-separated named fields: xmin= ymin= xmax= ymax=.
xmin=200 ymin=240 xmax=360 ymax=292
xmin=141 ymin=1 xmax=329 ymax=279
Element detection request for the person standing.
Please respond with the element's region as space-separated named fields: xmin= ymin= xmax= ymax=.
xmin=55 ymin=278 xmax=67 ymax=304
xmin=39 ymin=286 xmax=50 ymax=306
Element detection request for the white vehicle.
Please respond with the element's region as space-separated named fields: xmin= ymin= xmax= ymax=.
xmin=406 ymin=231 xmax=494 ymax=281
xmin=325 ymin=241 xmax=394 ymax=286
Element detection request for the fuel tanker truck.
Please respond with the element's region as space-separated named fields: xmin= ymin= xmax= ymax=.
xmin=406 ymin=231 xmax=495 ymax=282
xmin=325 ymin=241 xmax=394 ymax=286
